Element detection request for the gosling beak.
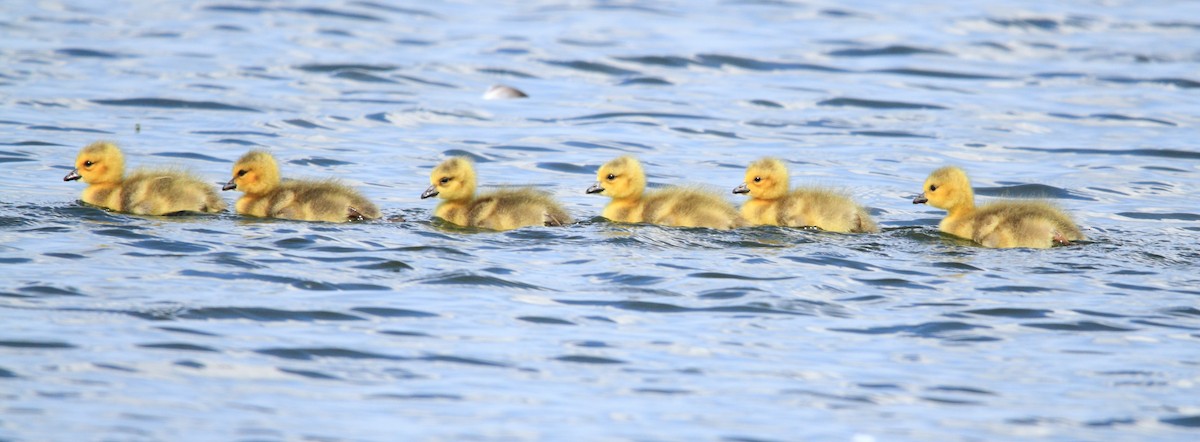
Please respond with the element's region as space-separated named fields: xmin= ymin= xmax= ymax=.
xmin=222 ymin=178 xmax=237 ymax=191
xmin=732 ymin=183 xmax=750 ymax=194
xmin=585 ymin=182 xmax=605 ymax=194
xmin=912 ymin=193 xmax=928 ymax=204
xmin=63 ymin=169 xmax=81 ymax=181
xmin=421 ymin=184 xmax=439 ymax=199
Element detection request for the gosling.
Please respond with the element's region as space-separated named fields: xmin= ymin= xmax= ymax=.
xmin=421 ymin=157 xmax=571 ymax=230
xmin=913 ymin=166 xmax=1084 ymax=248
xmin=587 ymin=156 xmax=744 ymax=230
xmin=222 ymin=150 xmax=380 ymax=222
xmin=63 ymin=141 xmax=225 ymax=215
xmin=733 ymin=157 xmax=878 ymax=233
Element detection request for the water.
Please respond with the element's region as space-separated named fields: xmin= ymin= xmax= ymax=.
xmin=2 ymin=1 xmax=1199 ymax=440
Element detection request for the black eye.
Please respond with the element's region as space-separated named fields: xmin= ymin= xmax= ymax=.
xmin=753 ymin=176 xmax=762 ymax=183
xmin=606 ymin=173 xmax=615 ymax=180
xmin=237 ymin=170 xmax=247 ymax=177
xmin=929 ymin=184 xmax=938 ymax=191
xmin=84 ymin=161 xmax=94 ymax=167
xmin=440 ymin=177 xmax=451 ymax=184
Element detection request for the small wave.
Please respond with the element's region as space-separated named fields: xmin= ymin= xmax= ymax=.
xmin=614 ymin=55 xmax=695 ymax=68
xmin=748 ymin=99 xmax=783 ymax=108
xmin=27 ymin=125 xmax=113 ymax=134
xmin=1100 ymin=76 xmax=1200 ymax=89
xmin=332 ymin=70 xmax=398 ymax=84
xmin=369 ymin=393 xmax=462 ymax=401
xmin=92 ymin=98 xmax=260 ymax=112
xmin=851 ymin=130 xmax=933 ymax=138
xmin=179 ymin=270 xmax=391 ymax=291
xmin=541 ymin=60 xmax=640 ymax=76
xmin=1049 ymin=112 xmax=1176 ymax=127
xmin=564 ymin=112 xmax=717 ymax=122
xmin=975 ymin=184 xmax=1093 ymax=201
xmin=162 ymin=307 xmax=365 ymax=322
xmin=282 ymin=119 xmax=331 ymax=129
xmin=819 ymin=97 xmax=947 ymax=110
xmin=441 ymin=149 xmax=493 ymax=163
xmin=56 ymin=48 xmax=127 ymax=58
xmin=963 ymin=308 xmax=1052 ymax=318
xmin=419 ymin=271 xmax=547 ymax=290
xmin=138 ymin=342 xmax=220 ymax=352
xmin=536 ymin=162 xmax=596 ymax=175
xmin=555 ymin=355 xmax=626 ymax=364
xmin=129 ymin=239 xmax=211 ymax=253
xmin=1161 ymin=415 xmax=1200 ymax=428
xmin=1008 ymin=146 xmax=1200 ymax=160
xmin=282 ymin=7 xmax=385 ymax=22
xmin=350 ymin=307 xmax=437 ymax=318
xmin=152 ymin=152 xmax=228 ymax=162
xmin=828 ymin=45 xmax=949 ymax=57
xmin=258 ymin=347 xmax=398 ymax=361
xmin=477 ymin=68 xmax=537 ymax=79
xmin=295 ymin=63 xmax=397 ymax=73
xmin=0 ymin=340 xmax=76 ymax=349
xmin=288 ymin=157 xmax=352 ymax=166
xmin=618 ymin=77 xmax=673 ymax=86
xmin=556 ymin=299 xmax=809 ymax=316
xmin=280 ymin=368 xmax=341 ymax=380
xmin=350 ymin=2 xmax=439 ymax=18
xmin=518 ymin=316 xmax=575 ymax=325
xmin=830 ymin=321 xmax=989 ymax=337
xmin=192 ymin=130 xmax=279 ymax=137
xmin=1022 ymin=321 xmax=1137 ymax=332
xmin=353 ymin=260 xmax=414 ymax=271
xmin=872 ymin=68 xmax=1010 ymax=80
xmin=694 ymin=53 xmax=845 ymax=72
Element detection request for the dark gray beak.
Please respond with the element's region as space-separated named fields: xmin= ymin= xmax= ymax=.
xmin=222 ymin=178 xmax=237 ymax=191
xmin=63 ymin=169 xmax=81 ymax=181
xmin=586 ymin=182 xmax=604 ymax=194
xmin=913 ymin=193 xmax=927 ymax=204
xmin=733 ymin=183 xmax=749 ymax=194
xmin=421 ymin=184 xmax=439 ymax=199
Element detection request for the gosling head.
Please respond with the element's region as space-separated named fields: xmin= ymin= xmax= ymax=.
xmin=913 ymin=166 xmax=974 ymax=211
xmin=422 ymin=157 xmax=476 ymax=201
xmin=733 ymin=157 xmax=789 ymax=199
xmin=587 ymin=155 xmax=645 ymax=199
xmin=65 ymin=141 xmax=125 ymax=184
xmin=224 ymin=150 xmax=281 ymax=195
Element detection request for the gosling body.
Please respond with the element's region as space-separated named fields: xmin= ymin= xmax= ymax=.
xmin=223 ymin=151 xmax=380 ymax=222
xmin=733 ymin=158 xmax=878 ymax=233
xmin=63 ymin=141 xmax=225 ymax=215
xmin=587 ymin=156 xmax=744 ymax=230
xmin=422 ymin=157 xmax=570 ymax=230
xmin=913 ymin=166 xmax=1083 ymax=248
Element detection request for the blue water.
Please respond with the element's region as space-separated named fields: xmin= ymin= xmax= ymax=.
xmin=2 ymin=1 xmax=1199 ymax=440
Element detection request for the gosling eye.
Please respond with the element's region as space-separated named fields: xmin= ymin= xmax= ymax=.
xmin=753 ymin=176 xmax=762 ymax=183
xmin=929 ymin=184 xmax=938 ymax=192
xmin=606 ymin=173 xmax=616 ymax=180
xmin=84 ymin=160 xmax=94 ymax=167
xmin=439 ymin=177 xmax=451 ymax=184
xmin=237 ymin=170 xmax=247 ymax=177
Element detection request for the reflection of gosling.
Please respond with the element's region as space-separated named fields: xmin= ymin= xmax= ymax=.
xmin=63 ymin=141 xmax=225 ymax=215
xmin=421 ymin=157 xmax=570 ymax=230
xmin=222 ymin=150 xmax=380 ymax=222
xmin=587 ymin=156 xmax=744 ymax=230
xmin=733 ymin=157 xmax=878 ymax=233
xmin=913 ymin=166 xmax=1084 ymax=248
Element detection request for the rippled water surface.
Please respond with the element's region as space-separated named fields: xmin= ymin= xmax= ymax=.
xmin=3 ymin=1 xmax=1200 ymax=440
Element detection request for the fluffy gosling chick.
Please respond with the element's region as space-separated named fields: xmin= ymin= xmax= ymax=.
xmin=733 ymin=157 xmax=878 ymax=233
xmin=421 ymin=157 xmax=571 ymax=230
xmin=222 ymin=150 xmax=380 ymax=222
xmin=63 ymin=141 xmax=226 ymax=215
xmin=913 ymin=166 xmax=1084 ymax=248
xmin=587 ymin=156 xmax=744 ymax=230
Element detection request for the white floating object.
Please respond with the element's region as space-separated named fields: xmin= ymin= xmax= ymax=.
xmin=483 ymin=84 xmax=528 ymax=100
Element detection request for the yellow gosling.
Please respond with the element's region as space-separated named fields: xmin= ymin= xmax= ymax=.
xmin=733 ymin=157 xmax=878 ymax=233
xmin=421 ymin=157 xmax=571 ymax=230
xmin=63 ymin=141 xmax=226 ymax=215
xmin=587 ymin=156 xmax=744 ymax=230
xmin=913 ymin=166 xmax=1084 ymax=248
xmin=222 ymin=150 xmax=380 ymax=222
